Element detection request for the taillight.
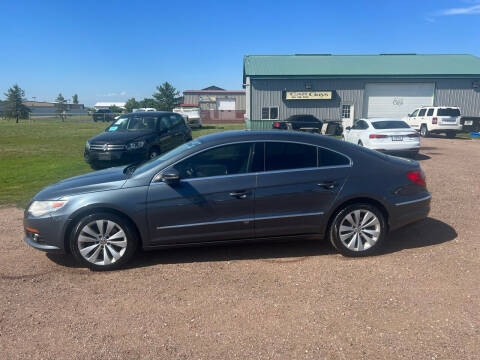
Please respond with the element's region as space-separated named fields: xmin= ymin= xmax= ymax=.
xmin=273 ymin=122 xmax=281 ymax=128
xmin=407 ymin=133 xmax=420 ymax=138
xmin=406 ymin=170 xmax=426 ymax=186
xmin=432 ymin=117 xmax=438 ymax=124
xmin=369 ymin=134 xmax=388 ymax=139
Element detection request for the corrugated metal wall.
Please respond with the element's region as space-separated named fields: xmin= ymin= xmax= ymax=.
xmin=183 ymin=93 xmax=246 ymax=111
xmin=250 ymin=78 xmax=480 ymax=120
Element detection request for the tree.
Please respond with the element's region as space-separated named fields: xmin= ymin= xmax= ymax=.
xmin=109 ymin=105 xmax=123 ymax=114
xmin=3 ymin=84 xmax=30 ymax=123
xmin=139 ymin=98 xmax=158 ymax=109
xmin=55 ymin=93 xmax=68 ymax=121
xmin=152 ymin=82 xmax=179 ymax=111
xmin=124 ymin=97 xmax=140 ymax=113
xmin=72 ymin=94 xmax=79 ymax=104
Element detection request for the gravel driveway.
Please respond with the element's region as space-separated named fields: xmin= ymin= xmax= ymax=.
xmin=1 ymin=137 xmax=479 ymax=359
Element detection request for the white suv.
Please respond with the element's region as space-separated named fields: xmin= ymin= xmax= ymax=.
xmin=403 ymin=106 xmax=462 ymax=138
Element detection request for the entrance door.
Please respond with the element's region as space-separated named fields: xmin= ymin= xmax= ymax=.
xmin=341 ymin=104 xmax=354 ymax=129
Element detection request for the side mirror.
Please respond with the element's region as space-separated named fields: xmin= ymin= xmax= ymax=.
xmin=161 ymin=168 xmax=180 ymax=185
xmin=345 ymin=126 xmax=351 ymax=131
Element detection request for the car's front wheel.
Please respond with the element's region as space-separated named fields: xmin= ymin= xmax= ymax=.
xmin=70 ymin=212 xmax=138 ymax=270
xmin=329 ymin=204 xmax=386 ymax=257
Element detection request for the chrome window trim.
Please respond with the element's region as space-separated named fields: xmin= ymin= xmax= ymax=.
xmin=155 ymin=210 xmax=325 ymax=230
xmin=151 ymin=139 xmax=353 ymax=183
xmin=394 ymin=194 xmax=432 ymax=206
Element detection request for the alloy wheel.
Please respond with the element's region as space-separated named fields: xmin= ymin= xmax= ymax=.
xmin=77 ymin=220 xmax=128 ymax=265
xmin=338 ymin=209 xmax=380 ymax=251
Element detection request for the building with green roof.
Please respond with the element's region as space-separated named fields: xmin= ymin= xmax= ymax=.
xmin=242 ymin=54 xmax=480 ymax=129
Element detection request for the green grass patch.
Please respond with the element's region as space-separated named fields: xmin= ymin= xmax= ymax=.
xmin=0 ymin=119 xmax=244 ymax=207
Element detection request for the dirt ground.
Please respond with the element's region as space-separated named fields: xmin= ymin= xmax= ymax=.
xmin=1 ymin=137 xmax=479 ymax=359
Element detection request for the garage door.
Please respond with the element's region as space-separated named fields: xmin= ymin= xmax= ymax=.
xmin=364 ymin=83 xmax=434 ymax=118
xmin=217 ymin=98 xmax=236 ymax=111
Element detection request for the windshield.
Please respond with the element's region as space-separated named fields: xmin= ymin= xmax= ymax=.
xmin=130 ymin=139 xmax=204 ymax=175
xmin=372 ymin=120 xmax=410 ymax=129
xmin=107 ymin=115 xmax=158 ymax=132
xmin=437 ymin=108 xmax=460 ymax=117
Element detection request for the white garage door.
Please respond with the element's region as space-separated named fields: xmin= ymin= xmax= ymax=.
xmin=364 ymin=83 xmax=434 ymax=118
xmin=217 ymin=98 xmax=236 ymax=111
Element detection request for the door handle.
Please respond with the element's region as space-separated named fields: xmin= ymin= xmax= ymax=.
xmin=317 ymin=181 xmax=336 ymax=190
xmin=230 ymin=190 xmax=250 ymax=199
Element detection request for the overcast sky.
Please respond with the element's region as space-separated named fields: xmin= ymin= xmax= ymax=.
xmin=1 ymin=0 xmax=480 ymax=106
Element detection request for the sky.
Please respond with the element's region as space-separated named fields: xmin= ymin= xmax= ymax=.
xmin=1 ymin=0 xmax=480 ymax=106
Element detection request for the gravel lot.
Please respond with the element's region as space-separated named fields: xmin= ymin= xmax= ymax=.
xmin=1 ymin=137 xmax=479 ymax=359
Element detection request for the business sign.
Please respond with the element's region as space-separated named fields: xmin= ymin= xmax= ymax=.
xmin=199 ymin=96 xmax=216 ymax=102
xmin=285 ymin=91 xmax=332 ymax=100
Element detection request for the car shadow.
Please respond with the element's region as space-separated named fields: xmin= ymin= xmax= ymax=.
xmin=47 ymin=217 xmax=456 ymax=270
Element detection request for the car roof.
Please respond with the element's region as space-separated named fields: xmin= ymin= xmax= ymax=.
xmin=361 ymin=118 xmax=404 ymax=122
xmin=419 ymin=106 xmax=460 ymax=109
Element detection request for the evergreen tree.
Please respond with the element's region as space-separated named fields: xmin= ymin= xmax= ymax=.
xmin=4 ymin=84 xmax=30 ymax=123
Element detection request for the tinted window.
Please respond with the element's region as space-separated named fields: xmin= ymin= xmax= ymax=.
xmin=173 ymin=143 xmax=253 ymax=179
xmin=427 ymin=108 xmax=434 ymax=116
xmin=418 ymin=109 xmax=426 ymax=116
xmin=372 ymin=121 xmax=410 ymax=129
xmin=437 ymin=108 xmax=461 ymax=117
xmin=159 ymin=115 xmax=173 ymax=130
xmin=318 ymin=148 xmax=350 ymax=167
xmin=410 ymin=109 xmax=419 ymax=117
xmin=354 ymin=120 xmax=368 ymax=130
xmin=170 ymin=114 xmax=183 ymax=127
xmin=251 ymin=142 xmax=265 ymax=172
xmin=265 ymin=142 xmax=316 ymax=171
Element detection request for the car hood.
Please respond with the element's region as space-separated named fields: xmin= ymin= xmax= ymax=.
xmin=34 ymin=167 xmax=129 ymax=200
xmin=89 ymin=130 xmax=151 ymax=145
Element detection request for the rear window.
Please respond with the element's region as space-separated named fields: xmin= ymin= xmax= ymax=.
xmin=371 ymin=121 xmax=410 ymax=129
xmin=437 ymin=108 xmax=460 ymax=117
xmin=265 ymin=142 xmax=317 ymax=171
xmin=318 ymin=148 xmax=350 ymax=167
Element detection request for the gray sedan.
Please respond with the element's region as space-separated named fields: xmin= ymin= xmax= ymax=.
xmin=24 ymin=131 xmax=431 ymax=270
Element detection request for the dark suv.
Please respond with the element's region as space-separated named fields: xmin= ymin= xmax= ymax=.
xmin=93 ymin=109 xmax=115 ymax=122
xmin=84 ymin=111 xmax=192 ymax=169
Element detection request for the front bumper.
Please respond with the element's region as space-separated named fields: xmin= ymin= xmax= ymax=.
xmin=84 ymin=148 xmax=147 ymax=165
xmin=23 ymin=211 xmax=70 ymax=253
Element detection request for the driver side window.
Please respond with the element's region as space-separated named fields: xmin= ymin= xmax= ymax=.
xmin=173 ymin=143 xmax=254 ymax=179
xmin=410 ymin=109 xmax=419 ymax=117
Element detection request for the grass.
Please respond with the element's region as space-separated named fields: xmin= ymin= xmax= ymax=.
xmin=0 ymin=119 xmax=244 ymax=207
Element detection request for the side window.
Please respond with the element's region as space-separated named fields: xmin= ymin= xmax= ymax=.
xmin=265 ymin=142 xmax=317 ymax=171
xmin=360 ymin=121 xmax=369 ymax=129
xmin=173 ymin=143 xmax=254 ymax=179
xmin=418 ymin=109 xmax=426 ymax=116
xmin=159 ymin=115 xmax=173 ymax=130
xmin=410 ymin=109 xmax=419 ymax=117
xmin=427 ymin=108 xmax=434 ymax=116
xmin=170 ymin=114 xmax=183 ymax=127
xmin=251 ymin=142 xmax=265 ymax=172
xmin=318 ymin=148 xmax=350 ymax=167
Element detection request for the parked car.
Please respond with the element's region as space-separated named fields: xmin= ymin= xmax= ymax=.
xmin=84 ymin=111 xmax=192 ymax=169
xmin=403 ymin=106 xmax=462 ymax=138
xmin=343 ymin=118 xmax=420 ymax=156
xmin=173 ymin=106 xmax=202 ymax=128
xmin=272 ymin=114 xmax=323 ymax=133
xmin=25 ymin=130 xmax=430 ymax=270
xmin=92 ymin=109 xmax=115 ymax=122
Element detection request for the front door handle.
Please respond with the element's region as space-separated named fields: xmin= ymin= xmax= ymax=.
xmin=317 ymin=181 xmax=336 ymax=190
xmin=230 ymin=190 xmax=250 ymax=199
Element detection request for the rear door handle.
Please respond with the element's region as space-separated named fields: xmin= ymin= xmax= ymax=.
xmin=317 ymin=181 xmax=337 ymax=190
xmin=229 ymin=190 xmax=250 ymax=199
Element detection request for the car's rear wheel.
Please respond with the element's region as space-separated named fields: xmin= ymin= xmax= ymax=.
xmin=420 ymin=124 xmax=429 ymax=137
xmin=329 ymin=203 xmax=386 ymax=257
xmin=70 ymin=212 xmax=138 ymax=271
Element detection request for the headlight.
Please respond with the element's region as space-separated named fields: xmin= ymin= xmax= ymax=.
xmin=28 ymin=200 xmax=68 ymax=217
xmin=126 ymin=141 xmax=145 ymax=150
xmin=85 ymin=140 xmax=90 ymax=150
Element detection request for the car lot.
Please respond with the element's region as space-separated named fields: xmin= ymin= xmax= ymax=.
xmin=0 ymin=136 xmax=479 ymax=359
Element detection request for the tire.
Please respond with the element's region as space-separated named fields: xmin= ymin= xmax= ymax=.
xmin=420 ymin=124 xmax=429 ymax=138
xmin=446 ymin=131 xmax=456 ymax=139
xmin=70 ymin=212 xmax=138 ymax=271
xmin=329 ymin=203 xmax=387 ymax=257
xmin=148 ymin=147 xmax=160 ymax=159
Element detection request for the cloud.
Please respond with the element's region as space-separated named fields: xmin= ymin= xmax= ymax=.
xmin=435 ymin=4 xmax=480 ymax=16
xmin=101 ymin=91 xmax=127 ymax=97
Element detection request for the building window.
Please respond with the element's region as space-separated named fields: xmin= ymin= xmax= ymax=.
xmin=341 ymin=104 xmax=351 ymax=119
xmin=261 ymin=107 xmax=279 ymax=120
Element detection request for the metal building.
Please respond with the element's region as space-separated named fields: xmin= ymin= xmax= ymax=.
xmin=243 ymin=54 xmax=480 ymax=129
xmin=183 ymin=86 xmax=246 ymax=123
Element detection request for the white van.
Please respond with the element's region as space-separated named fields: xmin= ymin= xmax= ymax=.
xmin=403 ymin=106 xmax=462 ymax=138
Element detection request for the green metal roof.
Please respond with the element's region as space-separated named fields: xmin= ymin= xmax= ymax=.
xmin=243 ymin=54 xmax=480 ymax=78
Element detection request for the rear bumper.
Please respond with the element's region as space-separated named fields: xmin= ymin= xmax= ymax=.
xmin=430 ymin=125 xmax=462 ymax=132
xmin=389 ymin=194 xmax=431 ymax=231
